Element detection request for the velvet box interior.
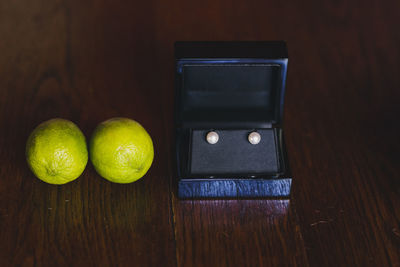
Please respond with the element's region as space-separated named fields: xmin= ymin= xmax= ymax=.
xmin=174 ymin=41 xmax=292 ymax=198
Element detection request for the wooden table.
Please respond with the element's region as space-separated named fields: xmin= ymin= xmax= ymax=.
xmin=0 ymin=0 xmax=399 ymax=266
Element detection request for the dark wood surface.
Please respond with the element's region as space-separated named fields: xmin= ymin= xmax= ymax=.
xmin=0 ymin=0 xmax=399 ymax=266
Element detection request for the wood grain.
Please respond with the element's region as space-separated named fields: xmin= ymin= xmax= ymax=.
xmin=172 ymin=199 xmax=308 ymax=266
xmin=0 ymin=1 xmax=176 ymax=266
xmin=0 ymin=0 xmax=399 ymax=266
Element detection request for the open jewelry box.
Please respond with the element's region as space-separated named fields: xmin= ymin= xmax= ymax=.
xmin=174 ymin=41 xmax=292 ymax=198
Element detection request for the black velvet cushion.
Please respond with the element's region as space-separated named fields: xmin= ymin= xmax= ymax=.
xmin=189 ymin=129 xmax=279 ymax=175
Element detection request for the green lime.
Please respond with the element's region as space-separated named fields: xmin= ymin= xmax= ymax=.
xmin=89 ymin=118 xmax=154 ymax=183
xmin=26 ymin=118 xmax=88 ymax=185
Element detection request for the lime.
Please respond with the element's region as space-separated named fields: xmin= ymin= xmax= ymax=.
xmin=26 ymin=118 xmax=88 ymax=184
xmin=89 ymin=118 xmax=154 ymax=183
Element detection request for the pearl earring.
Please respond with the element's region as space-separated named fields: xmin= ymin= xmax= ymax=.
xmin=206 ymin=131 xmax=219 ymax=144
xmin=248 ymin=131 xmax=261 ymax=145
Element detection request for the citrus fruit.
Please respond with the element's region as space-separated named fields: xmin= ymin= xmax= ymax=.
xmin=89 ymin=118 xmax=154 ymax=183
xmin=26 ymin=118 xmax=88 ymax=185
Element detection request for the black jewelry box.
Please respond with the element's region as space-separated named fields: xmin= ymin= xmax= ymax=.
xmin=174 ymin=41 xmax=292 ymax=198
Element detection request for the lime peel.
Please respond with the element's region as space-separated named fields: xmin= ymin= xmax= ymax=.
xmin=89 ymin=117 xmax=154 ymax=183
xmin=26 ymin=118 xmax=88 ymax=185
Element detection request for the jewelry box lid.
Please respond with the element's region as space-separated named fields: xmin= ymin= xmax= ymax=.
xmin=175 ymin=41 xmax=288 ymax=128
